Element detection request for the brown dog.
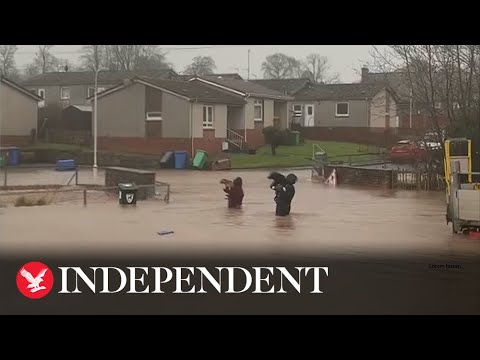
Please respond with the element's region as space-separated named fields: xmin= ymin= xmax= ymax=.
xmin=220 ymin=179 xmax=233 ymax=200
xmin=220 ymin=178 xmax=233 ymax=189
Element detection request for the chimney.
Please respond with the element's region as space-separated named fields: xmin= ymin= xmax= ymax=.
xmin=361 ymin=66 xmax=369 ymax=83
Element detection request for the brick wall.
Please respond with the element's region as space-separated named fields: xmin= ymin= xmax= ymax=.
xmin=324 ymin=165 xmax=394 ymax=188
xmin=300 ymin=127 xmax=399 ymax=146
xmin=231 ymin=122 xmax=265 ymax=149
xmin=0 ymin=135 xmax=34 ymax=146
xmin=105 ymin=167 xmax=156 ymax=200
xmin=98 ymin=136 xmax=225 ymax=157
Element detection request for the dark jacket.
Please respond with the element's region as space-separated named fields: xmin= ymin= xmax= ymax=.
xmin=274 ymin=174 xmax=297 ymax=216
xmin=224 ymin=186 xmax=244 ymax=208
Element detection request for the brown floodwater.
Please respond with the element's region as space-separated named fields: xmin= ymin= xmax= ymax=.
xmin=1 ymin=167 xmax=479 ymax=259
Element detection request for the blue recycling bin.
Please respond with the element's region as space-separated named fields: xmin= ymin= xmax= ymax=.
xmin=8 ymin=147 xmax=19 ymax=166
xmin=174 ymin=151 xmax=188 ymax=169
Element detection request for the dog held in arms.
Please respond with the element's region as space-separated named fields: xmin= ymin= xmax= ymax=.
xmin=267 ymin=171 xmax=298 ymax=216
xmin=220 ymin=178 xmax=244 ymax=208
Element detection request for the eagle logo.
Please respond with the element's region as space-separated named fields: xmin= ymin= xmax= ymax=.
xmin=20 ymin=267 xmax=48 ymax=293
xmin=16 ymin=262 xmax=54 ymax=299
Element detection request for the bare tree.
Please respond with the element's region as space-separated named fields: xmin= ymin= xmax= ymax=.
xmin=80 ymin=45 xmax=105 ymax=71
xmin=24 ymin=45 xmax=60 ymax=76
xmin=0 ymin=45 xmax=18 ymax=78
xmin=135 ymin=48 xmax=171 ymax=71
xmin=103 ymin=45 xmax=170 ymax=71
xmin=301 ymin=54 xmax=340 ymax=83
xmin=183 ymin=56 xmax=217 ymax=75
xmin=24 ymin=63 xmax=40 ymax=78
xmin=261 ymin=53 xmax=301 ymax=79
xmin=55 ymin=58 xmax=76 ymax=72
xmin=371 ymin=45 xmax=480 ymax=169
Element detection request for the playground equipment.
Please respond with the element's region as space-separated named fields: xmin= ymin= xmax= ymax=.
xmin=444 ymin=138 xmax=472 ymax=196
xmin=311 ymin=144 xmax=328 ymax=179
xmin=444 ymin=138 xmax=480 ymax=234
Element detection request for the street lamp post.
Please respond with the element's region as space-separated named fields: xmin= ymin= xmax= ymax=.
xmin=93 ymin=68 xmax=99 ymax=169
xmin=0 ymin=76 xmax=2 ymax=152
xmin=0 ymin=77 xmax=3 ymax=167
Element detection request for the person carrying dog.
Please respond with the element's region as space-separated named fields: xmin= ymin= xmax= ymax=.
xmin=268 ymin=172 xmax=297 ymax=216
xmin=223 ymin=177 xmax=244 ymax=209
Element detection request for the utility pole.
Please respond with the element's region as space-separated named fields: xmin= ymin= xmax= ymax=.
xmin=247 ymin=49 xmax=250 ymax=80
xmin=0 ymin=76 xmax=2 ymax=155
xmin=409 ymin=87 xmax=413 ymax=129
xmin=93 ymin=68 xmax=99 ymax=169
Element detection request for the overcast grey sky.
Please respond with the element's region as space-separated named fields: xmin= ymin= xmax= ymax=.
xmin=14 ymin=45 xmax=381 ymax=82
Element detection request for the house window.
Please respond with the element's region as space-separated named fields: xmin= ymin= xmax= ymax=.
xmin=254 ymin=100 xmax=263 ymax=121
xmin=203 ymin=106 xmax=214 ymax=129
xmin=146 ymin=112 xmax=162 ymax=121
xmin=38 ymin=89 xmax=46 ymax=99
xmin=88 ymin=87 xmax=106 ymax=98
xmin=61 ymin=87 xmax=71 ymax=100
xmin=336 ymin=102 xmax=349 ymax=117
xmin=293 ymin=104 xmax=303 ymax=117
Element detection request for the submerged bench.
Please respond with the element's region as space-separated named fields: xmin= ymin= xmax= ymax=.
xmin=105 ymin=167 xmax=156 ymax=200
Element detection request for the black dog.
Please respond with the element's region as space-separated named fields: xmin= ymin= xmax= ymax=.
xmin=267 ymin=171 xmax=287 ymax=189
xmin=267 ymin=172 xmax=297 ymax=216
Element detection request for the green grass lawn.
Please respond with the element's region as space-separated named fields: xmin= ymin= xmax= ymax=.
xmin=19 ymin=141 xmax=381 ymax=170
xmin=228 ymin=140 xmax=381 ymax=169
xmin=22 ymin=143 xmax=87 ymax=152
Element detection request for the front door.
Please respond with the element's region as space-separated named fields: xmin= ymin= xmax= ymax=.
xmin=304 ymin=104 xmax=315 ymax=127
xmin=273 ymin=117 xmax=281 ymax=128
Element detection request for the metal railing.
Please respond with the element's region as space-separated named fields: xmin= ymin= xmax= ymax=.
xmin=0 ymin=183 xmax=171 ymax=207
xmin=0 ymin=164 xmax=171 ymax=206
xmin=1 ymin=164 xmax=79 ymax=189
xmin=393 ymin=169 xmax=446 ymax=191
xmin=312 ymin=143 xmax=326 ymax=160
xmin=328 ymin=153 xmax=389 ymax=166
xmin=227 ymin=129 xmax=244 ymax=149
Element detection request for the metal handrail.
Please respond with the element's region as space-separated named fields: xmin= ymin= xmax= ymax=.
xmin=227 ymin=129 xmax=244 ymax=149
xmin=312 ymin=144 xmax=326 ymax=160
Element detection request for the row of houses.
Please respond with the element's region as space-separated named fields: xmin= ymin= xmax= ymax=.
xmin=0 ymin=67 xmax=444 ymax=155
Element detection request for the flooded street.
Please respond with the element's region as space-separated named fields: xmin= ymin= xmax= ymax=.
xmin=2 ymin=167 xmax=480 ymax=314
xmin=1 ymin=168 xmax=479 ymax=259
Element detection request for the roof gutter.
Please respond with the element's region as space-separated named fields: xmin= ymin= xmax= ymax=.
xmin=191 ymin=77 xmax=246 ymax=97
xmin=1 ymin=77 xmax=42 ymax=101
xmin=248 ymin=92 xmax=294 ymax=101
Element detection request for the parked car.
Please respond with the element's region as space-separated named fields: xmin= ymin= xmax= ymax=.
xmin=422 ymin=130 xmax=446 ymax=150
xmin=389 ymin=140 xmax=427 ymax=163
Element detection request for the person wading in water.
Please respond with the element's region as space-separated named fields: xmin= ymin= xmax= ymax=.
xmin=223 ymin=177 xmax=244 ymax=209
xmin=268 ymin=172 xmax=297 ymax=216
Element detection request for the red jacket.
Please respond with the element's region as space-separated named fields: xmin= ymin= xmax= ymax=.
xmin=224 ymin=186 xmax=244 ymax=208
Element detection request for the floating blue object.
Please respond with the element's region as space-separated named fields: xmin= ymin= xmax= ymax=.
xmin=157 ymin=231 xmax=174 ymax=236
xmin=56 ymin=159 xmax=76 ymax=171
